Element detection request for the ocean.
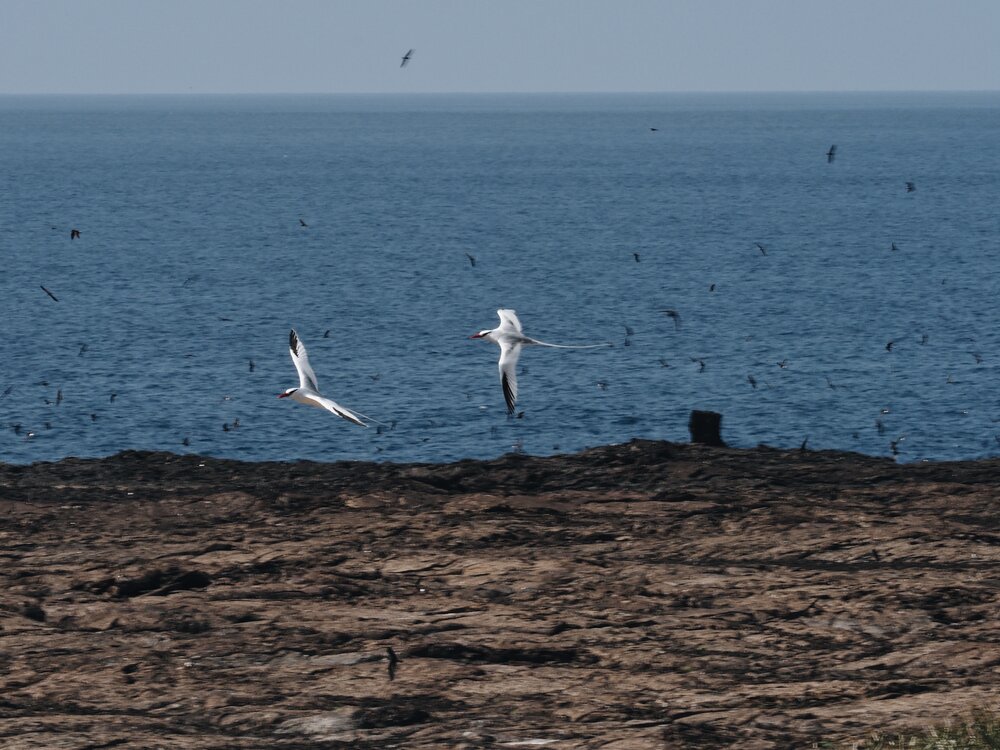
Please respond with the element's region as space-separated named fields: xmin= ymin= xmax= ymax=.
xmin=0 ymin=91 xmax=997 ymax=465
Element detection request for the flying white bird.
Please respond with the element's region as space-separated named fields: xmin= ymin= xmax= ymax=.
xmin=278 ymin=329 xmax=368 ymax=427
xmin=469 ymin=309 xmax=610 ymax=415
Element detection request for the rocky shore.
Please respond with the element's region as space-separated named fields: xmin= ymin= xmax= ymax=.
xmin=2 ymin=440 xmax=999 ymax=748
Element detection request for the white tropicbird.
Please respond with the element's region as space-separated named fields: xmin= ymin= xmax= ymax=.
xmin=278 ymin=329 xmax=368 ymax=427
xmin=469 ymin=309 xmax=610 ymax=415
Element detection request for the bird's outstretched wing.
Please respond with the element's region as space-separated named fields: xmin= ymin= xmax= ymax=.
xmin=289 ymin=329 xmax=319 ymax=392
xmin=496 ymin=309 xmax=523 ymax=333
xmin=305 ymin=392 xmax=367 ymax=427
xmin=498 ymin=340 xmax=522 ymax=415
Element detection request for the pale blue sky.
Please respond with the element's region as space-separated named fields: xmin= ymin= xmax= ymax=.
xmin=1 ymin=0 xmax=997 ymax=94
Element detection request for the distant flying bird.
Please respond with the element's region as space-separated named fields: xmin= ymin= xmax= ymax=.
xmin=659 ymin=309 xmax=681 ymax=330
xmin=465 ymin=252 xmax=476 ymax=267
xmin=400 ymin=49 xmax=414 ymax=67
xmin=920 ymin=333 xmax=929 ymax=345
xmin=826 ymin=145 xmax=837 ymax=163
xmin=885 ymin=341 xmax=894 ymax=352
xmin=747 ymin=375 xmax=757 ymax=389
xmin=755 ymin=243 xmax=767 ymax=256
xmin=709 ymin=283 xmax=716 ymax=292
xmin=906 ymin=181 xmax=916 ymax=193
xmin=70 ymin=229 xmax=81 ymax=240
xmin=690 ymin=357 xmax=706 ymax=373
xmin=891 ymin=242 xmax=899 ymax=252
xmin=278 ymin=329 xmax=369 ymax=427
xmin=777 ymin=359 xmax=788 ymax=369
xmin=78 ymin=343 xmax=88 ymax=356
xmin=249 ymin=359 xmax=255 ymax=372
xmin=972 ymin=352 xmax=984 ymax=364
xmin=40 ymin=285 xmax=59 ymax=302
xmin=658 ymin=358 xmax=670 ymax=368
xmin=323 ymin=329 xmax=331 ymax=338
xmin=649 ymin=127 xmax=659 ymax=132
xmin=298 ymin=218 xmax=308 ymax=228
xmin=596 ymin=380 xmax=609 ymax=391
xmin=469 ymin=309 xmax=610 ymax=415
xmin=56 ymin=389 xmax=63 ymax=406
xmin=633 ymin=252 xmax=640 ymax=263
xmin=110 ymin=393 xmax=117 ymax=403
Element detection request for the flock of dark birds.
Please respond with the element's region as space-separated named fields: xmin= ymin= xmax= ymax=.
xmin=8 ymin=73 xmax=993 ymax=467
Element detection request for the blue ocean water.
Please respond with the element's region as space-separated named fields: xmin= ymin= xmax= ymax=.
xmin=0 ymin=92 xmax=998 ymax=465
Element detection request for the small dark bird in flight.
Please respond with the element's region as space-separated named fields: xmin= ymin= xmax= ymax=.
xmin=249 ymin=359 xmax=255 ymax=372
xmin=891 ymin=242 xmax=899 ymax=252
xmin=299 ymin=218 xmax=308 ymax=227
xmin=633 ymin=252 xmax=640 ymax=263
xmin=747 ymin=375 xmax=757 ymax=389
xmin=905 ymin=181 xmax=916 ymax=193
xmin=400 ymin=49 xmax=414 ymax=67
xmin=690 ymin=357 xmax=706 ymax=373
xmin=110 ymin=393 xmax=117 ymax=403
xmin=777 ymin=359 xmax=788 ymax=369
xmin=709 ymin=283 xmax=716 ymax=292
xmin=755 ymin=242 xmax=767 ymax=256
xmin=40 ymin=285 xmax=59 ymax=302
xmin=386 ymin=647 xmax=399 ymax=680
xmin=800 ymin=436 xmax=809 ymax=451
xmin=649 ymin=127 xmax=659 ymax=132
xmin=920 ymin=333 xmax=929 ymax=345
xmin=972 ymin=352 xmax=983 ymax=364
xmin=90 ymin=413 xmax=98 ymax=422
xmin=323 ymin=329 xmax=331 ymax=338
xmin=70 ymin=229 xmax=81 ymax=240
xmin=78 ymin=343 xmax=88 ymax=356
xmin=222 ymin=423 xmax=230 ymax=432
xmin=56 ymin=389 xmax=63 ymax=406
xmin=465 ymin=252 xmax=476 ymax=267
xmin=825 ymin=376 xmax=837 ymax=390
xmin=885 ymin=341 xmax=894 ymax=352
xmin=826 ymin=145 xmax=837 ymax=163
xmin=658 ymin=358 xmax=670 ymax=368
xmin=369 ymin=373 xmax=381 ymax=381
xmin=659 ymin=309 xmax=681 ymax=330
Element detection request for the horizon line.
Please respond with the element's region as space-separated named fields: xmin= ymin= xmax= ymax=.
xmin=1 ymin=88 xmax=998 ymax=97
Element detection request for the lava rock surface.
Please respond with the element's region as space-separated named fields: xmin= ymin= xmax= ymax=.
xmin=2 ymin=440 xmax=999 ymax=748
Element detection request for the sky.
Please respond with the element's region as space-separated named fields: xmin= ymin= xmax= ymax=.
xmin=1 ymin=0 xmax=998 ymax=94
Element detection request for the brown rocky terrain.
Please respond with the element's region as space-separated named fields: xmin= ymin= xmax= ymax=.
xmin=1 ymin=439 xmax=1000 ymax=749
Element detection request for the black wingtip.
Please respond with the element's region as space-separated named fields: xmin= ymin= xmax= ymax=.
xmin=501 ymin=372 xmax=516 ymax=415
xmin=289 ymin=329 xmax=298 ymax=351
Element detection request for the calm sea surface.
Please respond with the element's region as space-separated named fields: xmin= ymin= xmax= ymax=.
xmin=0 ymin=92 xmax=998 ymax=465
